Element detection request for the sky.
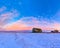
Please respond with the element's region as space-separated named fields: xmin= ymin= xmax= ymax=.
xmin=0 ymin=0 xmax=60 ymax=31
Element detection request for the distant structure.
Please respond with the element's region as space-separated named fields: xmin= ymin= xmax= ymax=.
xmin=32 ymin=28 xmax=42 ymax=33
xmin=51 ymin=30 xmax=59 ymax=33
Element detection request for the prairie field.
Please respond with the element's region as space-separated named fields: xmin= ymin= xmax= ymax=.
xmin=0 ymin=32 xmax=60 ymax=48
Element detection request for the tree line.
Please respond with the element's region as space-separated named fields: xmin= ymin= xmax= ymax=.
xmin=32 ymin=28 xmax=59 ymax=33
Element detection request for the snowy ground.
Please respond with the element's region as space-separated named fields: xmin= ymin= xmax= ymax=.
xmin=0 ymin=33 xmax=60 ymax=48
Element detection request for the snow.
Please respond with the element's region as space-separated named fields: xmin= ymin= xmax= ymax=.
xmin=0 ymin=33 xmax=60 ymax=48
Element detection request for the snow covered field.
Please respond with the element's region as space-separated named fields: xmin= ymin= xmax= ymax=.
xmin=0 ymin=33 xmax=60 ymax=48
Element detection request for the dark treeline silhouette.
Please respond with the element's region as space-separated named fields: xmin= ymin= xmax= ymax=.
xmin=32 ymin=28 xmax=42 ymax=33
xmin=51 ymin=30 xmax=59 ymax=33
xmin=32 ymin=28 xmax=59 ymax=33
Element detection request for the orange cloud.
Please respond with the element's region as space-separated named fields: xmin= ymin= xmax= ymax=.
xmin=3 ymin=17 xmax=53 ymax=31
xmin=4 ymin=23 xmax=32 ymax=31
xmin=1 ymin=16 xmax=60 ymax=32
xmin=0 ymin=8 xmax=60 ymax=32
xmin=53 ymin=22 xmax=60 ymax=30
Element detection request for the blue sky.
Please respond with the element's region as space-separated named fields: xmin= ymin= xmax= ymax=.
xmin=0 ymin=0 xmax=59 ymax=16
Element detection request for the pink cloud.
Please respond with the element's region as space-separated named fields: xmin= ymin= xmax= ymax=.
xmin=0 ymin=8 xmax=60 ymax=32
xmin=0 ymin=9 xmax=19 ymax=26
xmin=3 ymin=20 xmax=32 ymax=31
xmin=3 ymin=16 xmax=54 ymax=31
xmin=53 ymin=22 xmax=60 ymax=30
xmin=0 ymin=7 xmax=20 ymax=30
xmin=0 ymin=16 xmax=60 ymax=32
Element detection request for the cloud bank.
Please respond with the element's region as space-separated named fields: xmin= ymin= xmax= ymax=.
xmin=0 ymin=6 xmax=20 ymax=30
xmin=3 ymin=16 xmax=60 ymax=32
xmin=0 ymin=6 xmax=60 ymax=32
